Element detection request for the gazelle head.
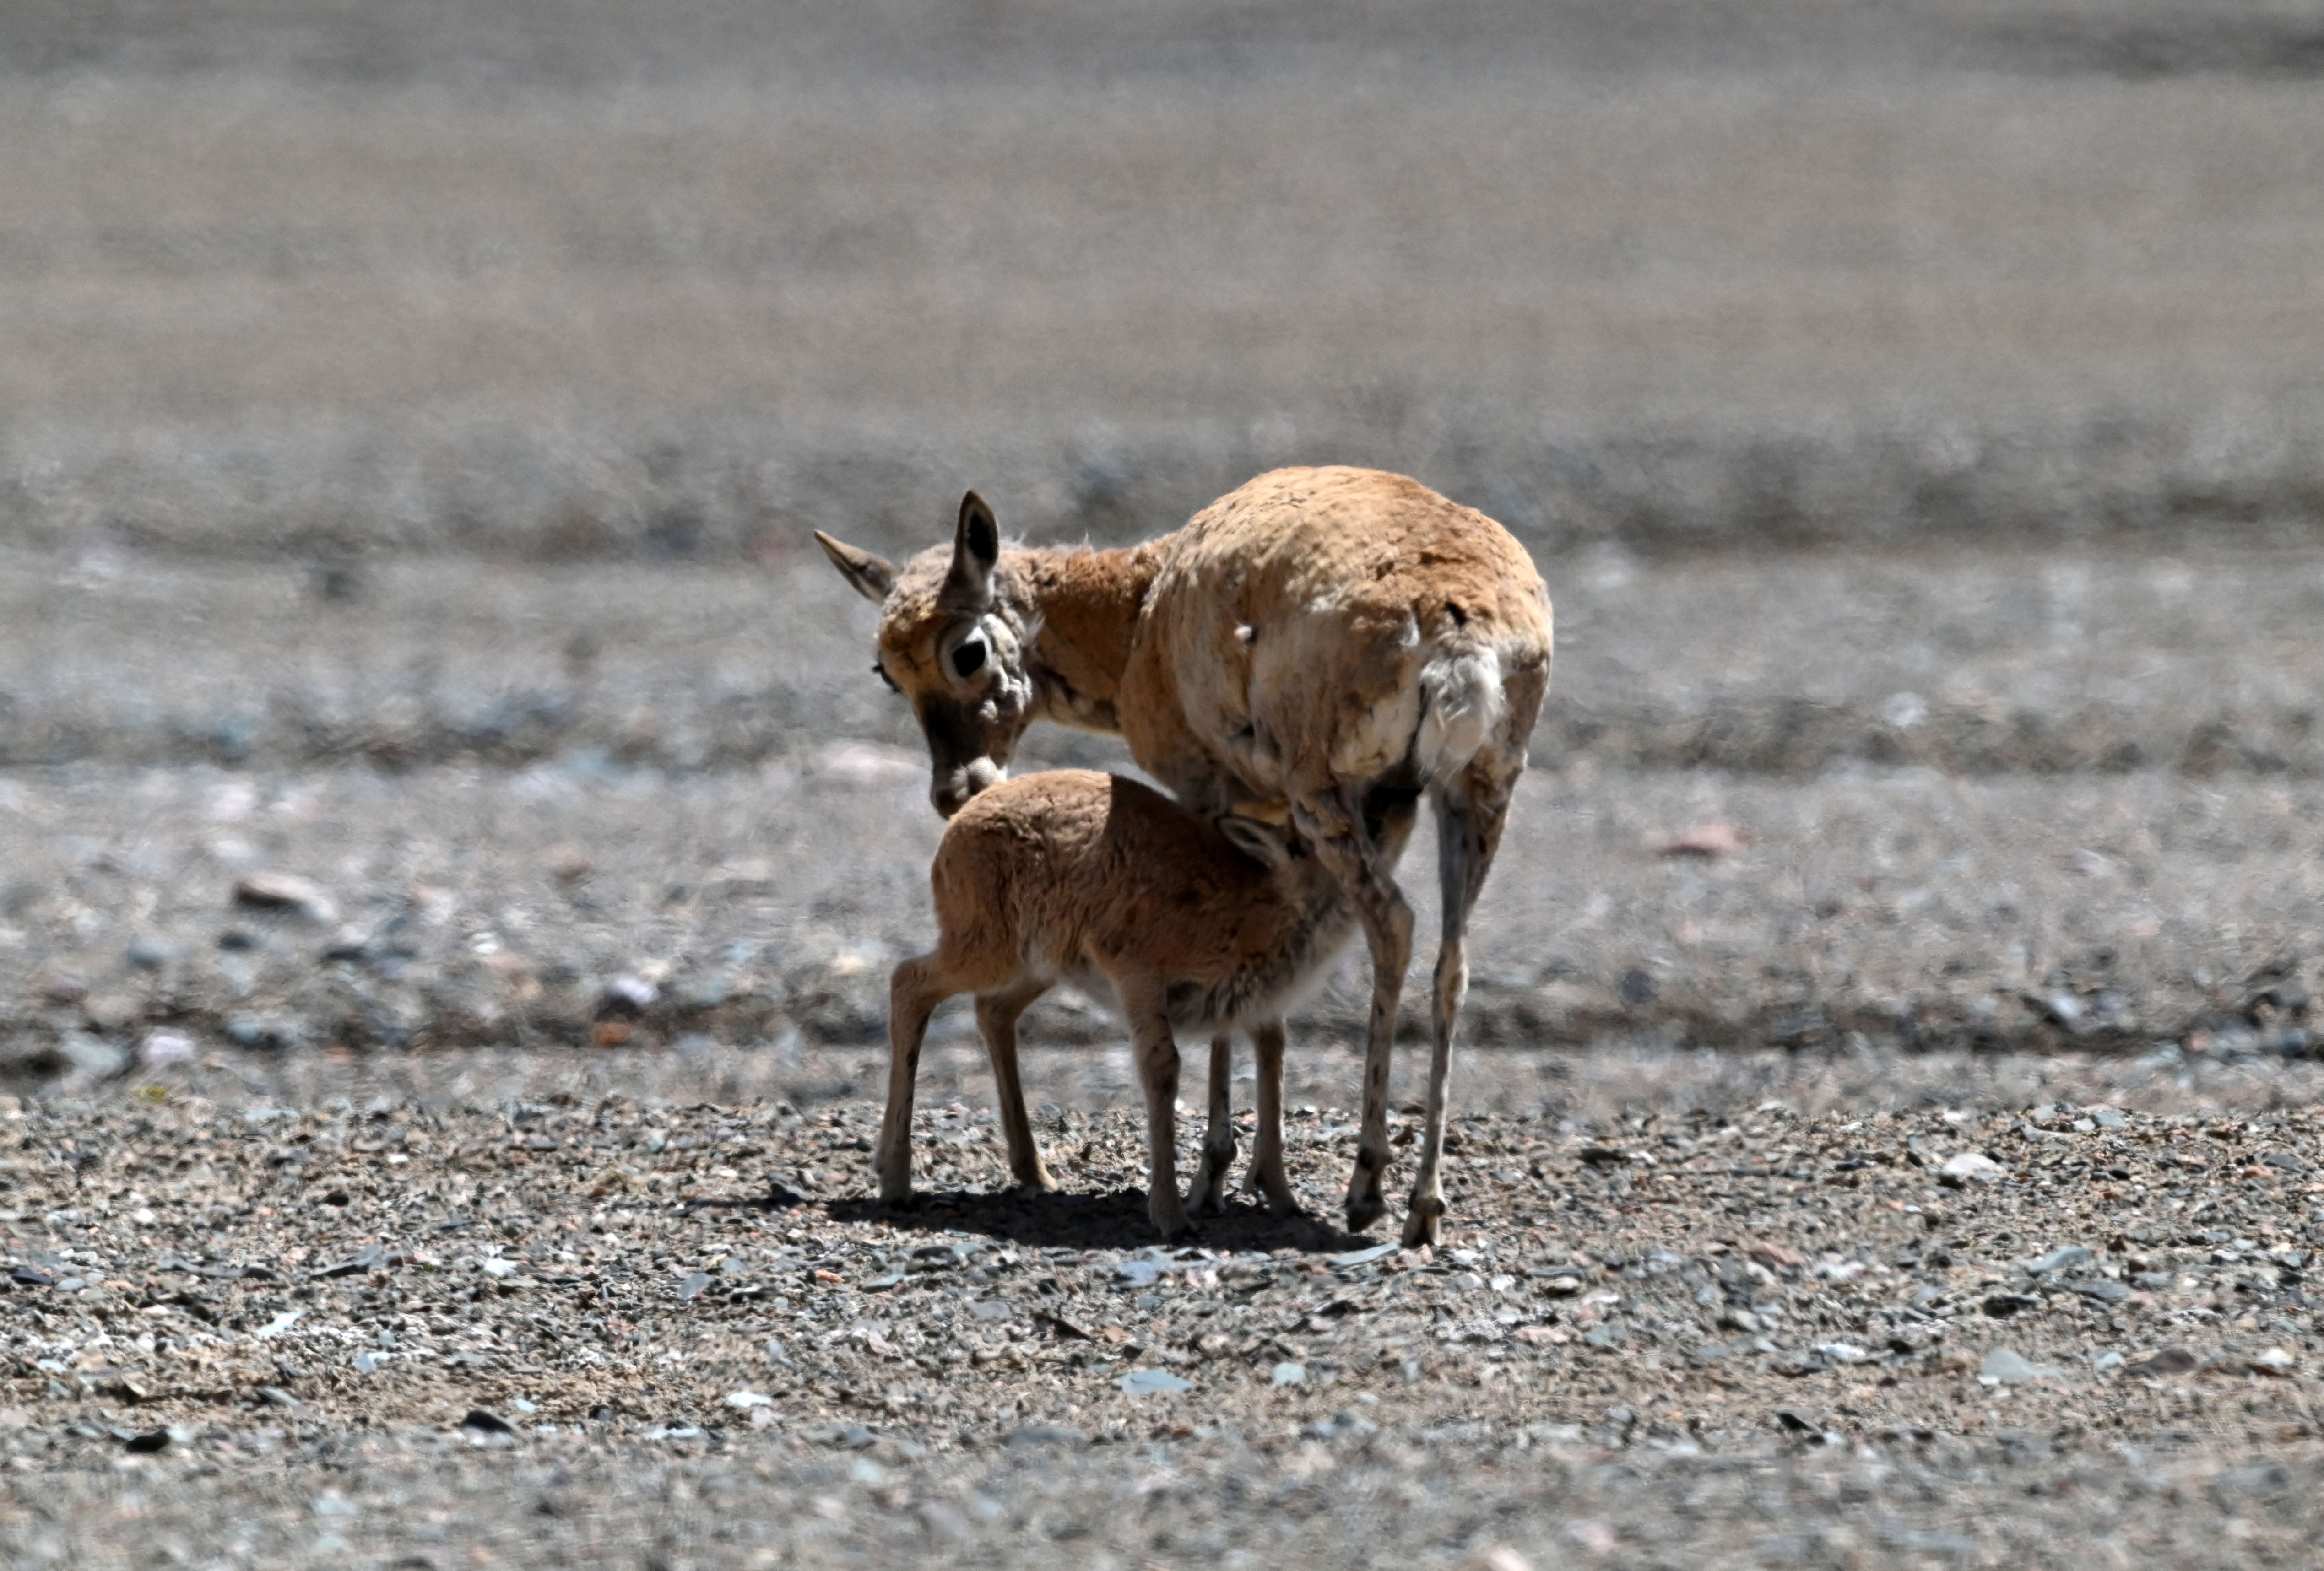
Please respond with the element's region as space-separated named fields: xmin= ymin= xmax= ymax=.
xmin=815 ymin=491 xmax=1040 ymax=818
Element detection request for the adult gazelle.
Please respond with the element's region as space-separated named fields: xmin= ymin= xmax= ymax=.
xmin=818 ymin=467 xmax=1552 ymax=1246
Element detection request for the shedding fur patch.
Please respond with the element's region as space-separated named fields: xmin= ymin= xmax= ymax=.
xmin=1330 ymin=684 xmax=1423 ymax=782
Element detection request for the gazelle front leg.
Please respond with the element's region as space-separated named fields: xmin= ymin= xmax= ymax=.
xmin=1117 ymin=978 xmax=1195 ymax=1239
xmin=1245 ymin=1018 xmax=1301 ymax=1215
xmin=1294 ymin=788 xmax=1415 ymax=1235
xmin=1190 ymin=1034 xmax=1237 ymax=1216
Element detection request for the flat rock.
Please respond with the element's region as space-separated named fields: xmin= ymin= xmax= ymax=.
xmin=1118 ymin=1369 xmax=1192 ymax=1395
xmin=2026 ymin=1244 xmax=2094 ymax=1274
xmin=231 ymin=872 xmax=338 ymax=924
xmin=1003 ymin=1423 xmax=1088 ymax=1449
xmin=1940 ymin=1151 xmax=2006 ymax=1184
xmin=1978 ymin=1348 xmax=2064 ymax=1385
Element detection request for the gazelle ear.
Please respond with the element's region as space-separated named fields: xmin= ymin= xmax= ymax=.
xmin=1218 ymin=814 xmax=1294 ymax=871
xmin=943 ymin=491 xmax=1001 ymax=607
xmin=814 ymin=531 xmax=899 ymax=603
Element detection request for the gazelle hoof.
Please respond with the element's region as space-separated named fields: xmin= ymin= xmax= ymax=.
xmin=1344 ymin=1191 xmax=1388 ymax=1234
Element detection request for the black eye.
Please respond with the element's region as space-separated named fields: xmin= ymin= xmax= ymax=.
xmin=951 ymin=638 xmax=987 ymax=678
xmin=872 ymin=661 xmax=900 ymax=693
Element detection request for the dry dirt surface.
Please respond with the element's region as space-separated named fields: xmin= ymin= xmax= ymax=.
xmin=7 ymin=1044 xmax=2324 ymax=1568
xmin=8 ymin=550 xmax=2324 ymax=1079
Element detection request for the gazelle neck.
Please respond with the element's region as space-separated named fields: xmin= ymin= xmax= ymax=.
xmin=1007 ymin=540 xmax=1166 ymax=734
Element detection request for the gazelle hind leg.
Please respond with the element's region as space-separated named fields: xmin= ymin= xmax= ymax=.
xmin=877 ymin=955 xmax=951 ymax=1205
xmin=1190 ymin=1035 xmax=1237 ymax=1216
xmin=975 ymin=984 xmax=1058 ymax=1193
xmin=1294 ymin=786 xmax=1414 ymax=1235
xmin=1245 ymin=1019 xmax=1301 ymax=1215
xmin=1402 ymin=768 xmax=1521 ymax=1247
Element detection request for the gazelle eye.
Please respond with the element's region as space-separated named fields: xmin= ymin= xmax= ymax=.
xmin=872 ymin=661 xmax=900 ymax=693
xmin=951 ymin=638 xmax=987 ymax=678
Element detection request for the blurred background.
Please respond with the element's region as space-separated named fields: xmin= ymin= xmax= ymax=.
xmin=6 ymin=0 xmax=2324 ymax=563
xmin=5 ymin=0 xmax=2324 ymax=1085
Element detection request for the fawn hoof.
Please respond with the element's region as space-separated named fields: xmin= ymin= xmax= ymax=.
xmin=1399 ymin=1196 xmax=1445 ymax=1249
xmin=1189 ymin=1161 xmax=1233 ymax=1217
xmin=1344 ymin=1189 xmax=1388 ymax=1234
xmin=1249 ymin=1172 xmax=1304 ymax=1218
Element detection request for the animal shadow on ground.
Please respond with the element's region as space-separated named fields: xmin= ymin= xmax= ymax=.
xmin=822 ymin=1188 xmax=1368 ymax=1254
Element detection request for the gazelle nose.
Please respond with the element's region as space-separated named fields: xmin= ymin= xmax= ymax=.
xmin=930 ymin=759 xmax=1004 ymax=817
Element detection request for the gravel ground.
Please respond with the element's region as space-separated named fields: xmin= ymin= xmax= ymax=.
xmin=7 ymin=1043 xmax=2324 ymax=1568
xmin=12 ymin=5 xmax=2324 ymax=1562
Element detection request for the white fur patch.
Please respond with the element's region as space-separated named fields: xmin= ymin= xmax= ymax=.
xmin=1415 ymin=645 xmax=1506 ymax=784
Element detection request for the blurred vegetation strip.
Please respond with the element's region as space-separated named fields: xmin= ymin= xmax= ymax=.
xmin=8 ymin=413 xmax=2324 ymax=567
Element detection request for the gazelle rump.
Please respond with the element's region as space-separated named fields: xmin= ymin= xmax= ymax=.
xmin=822 ymin=466 xmax=1552 ymax=1246
xmin=878 ymin=768 xmax=1417 ymax=1239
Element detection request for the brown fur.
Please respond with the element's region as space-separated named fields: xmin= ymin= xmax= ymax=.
xmin=877 ymin=769 xmax=1416 ymax=1238
xmin=823 ymin=466 xmax=1553 ymax=1245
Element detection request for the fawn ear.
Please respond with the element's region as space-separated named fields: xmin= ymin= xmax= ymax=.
xmin=944 ymin=491 xmax=1001 ymax=607
xmin=1218 ymin=814 xmax=1294 ymax=871
xmin=814 ymin=532 xmax=898 ymax=603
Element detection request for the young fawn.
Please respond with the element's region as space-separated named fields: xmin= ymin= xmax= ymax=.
xmin=878 ymin=768 xmax=1417 ymax=1238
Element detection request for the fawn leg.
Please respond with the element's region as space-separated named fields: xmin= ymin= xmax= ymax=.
xmin=1245 ymin=1018 xmax=1301 ymax=1215
xmin=876 ymin=955 xmax=948 ymax=1205
xmin=975 ymin=984 xmax=1058 ymax=1193
xmin=1191 ymin=1034 xmax=1237 ymax=1215
xmin=1118 ymin=980 xmax=1194 ymax=1240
